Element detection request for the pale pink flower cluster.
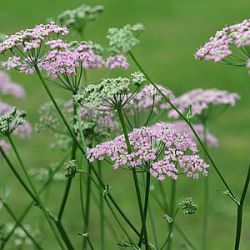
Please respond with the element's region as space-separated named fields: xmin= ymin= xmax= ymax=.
xmin=0 ymin=71 xmax=25 ymax=98
xmin=0 ymin=101 xmax=32 ymax=138
xmin=195 ymin=19 xmax=250 ymax=64
xmin=127 ymin=84 xmax=174 ymax=112
xmin=106 ymin=55 xmax=129 ymax=69
xmin=168 ymin=121 xmax=218 ymax=148
xmin=0 ymin=22 xmax=68 ymax=54
xmin=168 ymin=88 xmax=240 ymax=118
xmin=88 ymin=122 xmax=209 ymax=180
xmin=64 ymin=100 xmax=117 ymax=135
xmin=1 ymin=56 xmax=34 ymax=74
xmin=39 ymin=41 xmax=128 ymax=78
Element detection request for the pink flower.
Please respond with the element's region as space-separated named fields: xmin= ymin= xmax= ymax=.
xmin=87 ymin=122 xmax=208 ymax=181
xmin=195 ymin=19 xmax=250 ymax=66
xmin=168 ymin=88 xmax=240 ymax=118
xmin=168 ymin=121 xmax=218 ymax=148
xmin=106 ymin=55 xmax=129 ymax=69
xmin=0 ymin=22 xmax=68 ymax=54
xmin=127 ymin=84 xmax=174 ymax=112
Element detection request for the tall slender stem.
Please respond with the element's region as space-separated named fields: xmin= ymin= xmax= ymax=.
xmin=55 ymin=101 xmax=78 ymax=250
xmin=234 ymin=165 xmax=250 ymax=250
xmin=7 ymin=135 xmax=65 ymax=249
xmin=34 ymin=66 xmax=140 ymax=236
xmin=0 ymin=146 xmax=36 ymax=201
xmin=1 ymin=200 xmax=43 ymax=250
xmin=139 ymin=171 xmax=151 ymax=248
xmin=128 ymin=51 xmax=237 ymax=202
xmin=97 ymin=160 xmax=105 ymax=250
xmin=167 ymin=180 xmax=176 ymax=250
xmin=201 ymin=118 xmax=208 ymax=250
xmin=83 ymin=161 xmax=92 ymax=249
xmin=1 ymin=154 xmax=69 ymax=249
xmin=116 ymin=105 xmax=149 ymax=249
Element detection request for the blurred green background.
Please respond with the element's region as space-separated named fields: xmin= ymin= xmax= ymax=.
xmin=0 ymin=0 xmax=250 ymax=249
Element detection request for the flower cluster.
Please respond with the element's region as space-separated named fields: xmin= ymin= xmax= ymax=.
xmin=0 ymin=22 xmax=68 ymax=54
xmin=74 ymin=73 xmax=143 ymax=109
xmin=0 ymin=107 xmax=27 ymax=136
xmin=57 ymin=4 xmax=104 ymax=34
xmin=168 ymin=88 xmax=240 ymax=118
xmin=39 ymin=41 xmax=128 ymax=80
xmin=76 ymin=105 xmax=118 ymax=138
xmin=107 ymin=24 xmax=145 ymax=54
xmin=64 ymin=160 xmax=77 ymax=178
xmin=127 ymin=84 xmax=174 ymax=112
xmin=0 ymin=22 xmax=68 ymax=74
xmin=36 ymin=99 xmax=117 ymax=148
xmin=88 ymin=122 xmax=209 ymax=181
xmin=168 ymin=121 xmax=218 ymax=148
xmin=0 ymin=71 xmax=25 ymax=98
xmin=195 ymin=19 xmax=250 ymax=69
xmin=178 ymin=197 xmax=198 ymax=215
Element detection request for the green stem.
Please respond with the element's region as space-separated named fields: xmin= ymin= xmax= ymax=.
xmin=56 ymin=100 xmax=78 ymax=250
xmin=201 ymin=118 xmax=208 ymax=250
xmin=174 ymin=224 xmax=196 ymax=250
xmin=116 ymin=105 xmax=149 ymax=248
xmin=83 ymin=161 xmax=92 ymax=249
xmin=167 ymin=180 xmax=176 ymax=250
xmin=7 ymin=135 xmax=65 ymax=249
xmin=34 ymin=66 xmax=140 ymax=237
xmin=138 ymin=171 xmax=151 ymax=249
xmin=234 ymin=165 xmax=250 ymax=250
xmin=1 ymin=200 xmax=43 ymax=250
xmin=0 ymin=146 xmax=35 ymax=201
xmin=1 ymin=154 xmax=69 ymax=249
xmin=58 ymin=178 xmax=73 ymax=221
xmin=98 ymin=160 xmax=105 ymax=250
xmin=161 ymin=209 xmax=179 ymax=250
xmin=128 ymin=51 xmax=237 ymax=203
xmin=104 ymin=196 xmax=134 ymax=244
xmin=148 ymin=205 xmax=159 ymax=249
xmin=152 ymin=184 xmax=196 ymax=249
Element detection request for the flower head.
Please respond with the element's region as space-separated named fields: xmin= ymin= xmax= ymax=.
xmin=128 ymin=84 xmax=174 ymax=111
xmin=57 ymin=4 xmax=104 ymax=34
xmin=0 ymin=22 xmax=68 ymax=73
xmin=0 ymin=104 xmax=31 ymax=138
xmin=168 ymin=121 xmax=218 ymax=148
xmin=88 ymin=122 xmax=209 ymax=181
xmin=168 ymin=88 xmax=240 ymax=118
xmin=39 ymin=41 xmax=129 ymax=84
xmin=0 ymin=22 xmax=68 ymax=54
xmin=74 ymin=73 xmax=142 ymax=109
xmin=178 ymin=197 xmax=198 ymax=215
xmin=107 ymin=23 xmax=145 ymax=54
xmin=195 ymin=19 xmax=250 ymax=70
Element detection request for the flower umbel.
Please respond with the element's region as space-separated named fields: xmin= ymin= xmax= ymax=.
xmin=88 ymin=122 xmax=209 ymax=181
xmin=168 ymin=88 xmax=240 ymax=118
xmin=107 ymin=23 xmax=145 ymax=54
xmin=195 ymin=18 xmax=250 ymax=72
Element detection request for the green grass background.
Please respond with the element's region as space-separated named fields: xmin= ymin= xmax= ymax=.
xmin=0 ymin=0 xmax=250 ymax=249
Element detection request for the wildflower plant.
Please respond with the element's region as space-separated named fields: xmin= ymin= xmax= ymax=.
xmin=0 ymin=4 xmax=249 ymax=250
